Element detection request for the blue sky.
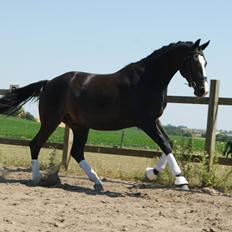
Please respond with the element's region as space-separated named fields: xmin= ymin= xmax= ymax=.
xmin=0 ymin=1 xmax=232 ymax=130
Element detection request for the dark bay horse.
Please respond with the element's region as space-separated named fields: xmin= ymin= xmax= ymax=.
xmin=0 ymin=39 xmax=210 ymax=190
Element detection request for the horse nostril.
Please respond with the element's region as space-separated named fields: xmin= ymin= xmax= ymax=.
xmin=199 ymin=88 xmax=205 ymax=95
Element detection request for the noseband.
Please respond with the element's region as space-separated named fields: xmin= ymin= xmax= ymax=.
xmin=182 ymin=51 xmax=207 ymax=88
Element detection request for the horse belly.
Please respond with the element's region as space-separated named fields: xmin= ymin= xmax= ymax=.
xmin=68 ymin=98 xmax=134 ymax=130
xmin=79 ymin=107 xmax=134 ymax=130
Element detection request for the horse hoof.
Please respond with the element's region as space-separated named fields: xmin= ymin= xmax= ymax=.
xmin=174 ymin=176 xmax=188 ymax=186
xmin=94 ymin=183 xmax=104 ymax=192
xmin=30 ymin=179 xmax=42 ymax=186
xmin=176 ymin=184 xmax=189 ymax=191
xmin=41 ymin=173 xmax=61 ymax=187
xmin=145 ymin=167 xmax=157 ymax=181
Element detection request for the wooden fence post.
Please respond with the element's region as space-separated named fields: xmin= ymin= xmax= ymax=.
xmin=120 ymin=130 xmax=125 ymax=148
xmin=204 ymin=79 xmax=220 ymax=169
xmin=62 ymin=125 xmax=73 ymax=170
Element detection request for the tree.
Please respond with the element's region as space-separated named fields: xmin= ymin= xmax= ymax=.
xmin=1 ymin=106 xmax=36 ymax=121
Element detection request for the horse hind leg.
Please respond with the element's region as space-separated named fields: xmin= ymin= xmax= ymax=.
xmin=29 ymin=117 xmax=62 ymax=184
xmin=70 ymin=126 xmax=103 ymax=191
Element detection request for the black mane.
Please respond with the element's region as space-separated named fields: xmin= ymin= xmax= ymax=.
xmin=122 ymin=41 xmax=194 ymax=72
xmin=144 ymin=41 xmax=193 ymax=62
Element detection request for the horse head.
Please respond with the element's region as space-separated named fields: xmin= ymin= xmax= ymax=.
xmin=179 ymin=39 xmax=210 ymax=97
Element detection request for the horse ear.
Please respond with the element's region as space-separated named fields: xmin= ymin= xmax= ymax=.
xmin=200 ymin=40 xmax=210 ymax=50
xmin=192 ymin=39 xmax=201 ymax=50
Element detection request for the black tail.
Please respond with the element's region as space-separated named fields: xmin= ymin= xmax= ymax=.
xmin=0 ymin=80 xmax=49 ymax=115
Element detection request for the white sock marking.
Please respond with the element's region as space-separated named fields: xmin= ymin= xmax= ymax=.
xmin=145 ymin=154 xmax=167 ymax=180
xmin=79 ymin=160 xmax=102 ymax=185
xmin=155 ymin=153 xmax=167 ymax=172
xmin=166 ymin=153 xmax=181 ymax=177
xmin=31 ymin=159 xmax=41 ymax=182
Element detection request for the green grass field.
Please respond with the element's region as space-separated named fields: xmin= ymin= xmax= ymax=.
xmin=0 ymin=115 xmax=226 ymax=154
xmin=0 ymin=115 xmax=64 ymax=142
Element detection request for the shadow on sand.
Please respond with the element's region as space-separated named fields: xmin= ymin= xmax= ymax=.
xmin=0 ymin=167 xmax=209 ymax=197
xmin=0 ymin=167 xmax=134 ymax=198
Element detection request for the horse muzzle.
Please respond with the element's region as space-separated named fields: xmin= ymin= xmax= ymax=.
xmin=194 ymin=81 xmax=209 ymax=97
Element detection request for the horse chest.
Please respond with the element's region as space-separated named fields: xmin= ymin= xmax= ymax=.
xmin=138 ymin=90 xmax=166 ymax=117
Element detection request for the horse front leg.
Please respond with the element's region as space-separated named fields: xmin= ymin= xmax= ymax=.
xmin=70 ymin=126 xmax=103 ymax=191
xmin=146 ymin=119 xmax=174 ymax=178
xmin=145 ymin=153 xmax=167 ymax=179
xmin=140 ymin=120 xmax=188 ymax=188
xmin=146 ymin=119 xmax=172 ymax=177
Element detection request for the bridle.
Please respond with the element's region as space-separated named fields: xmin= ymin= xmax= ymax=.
xmin=182 ymin=51 xmax=207 ymax=88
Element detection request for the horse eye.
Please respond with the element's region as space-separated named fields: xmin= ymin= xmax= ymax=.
xmin=193 ymin=55 xmax=198 ymax=62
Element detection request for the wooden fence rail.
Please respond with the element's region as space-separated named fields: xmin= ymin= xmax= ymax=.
xmin=1 ymin=80 xmax=232 ymax=168
xmin=0 ymin=137 xmax=232 ymax=166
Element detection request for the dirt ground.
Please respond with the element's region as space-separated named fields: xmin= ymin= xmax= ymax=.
xmin=0 ymin=167 xmax=232 ymax=232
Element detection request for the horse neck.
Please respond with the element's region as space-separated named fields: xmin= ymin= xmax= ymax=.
xmin=143 ymin=46 xmax=189 ymax=89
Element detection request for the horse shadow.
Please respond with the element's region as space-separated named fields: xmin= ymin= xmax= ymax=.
xmin=0 ymin=167 xmax=129 ymax=198
xmin=0 ymin=167 xmax=207 ymax=197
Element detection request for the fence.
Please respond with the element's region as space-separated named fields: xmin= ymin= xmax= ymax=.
xmin=1 ymin=80 xmax=232 ymax=169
